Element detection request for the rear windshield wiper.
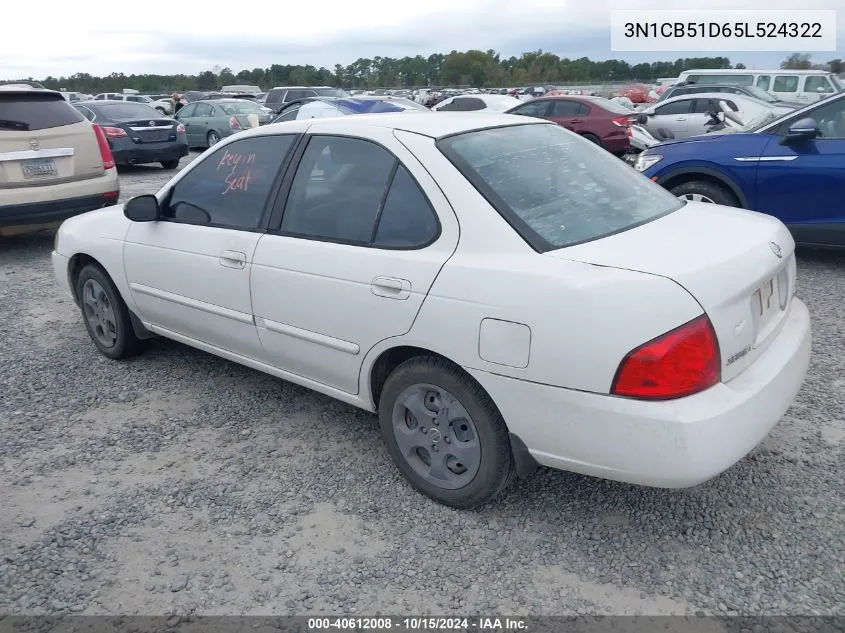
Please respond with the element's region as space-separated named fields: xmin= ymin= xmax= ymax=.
xmin=0 ymin=120 xmax=30 ymax=131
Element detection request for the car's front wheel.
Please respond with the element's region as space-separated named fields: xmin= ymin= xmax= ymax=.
xmin=207 ymin=131 xmax=220 ymax=147
xmin=378 ymin=356 xmax=516 ymax=509
xmin=160 ymin=159 xmax=180 ymax=170
xmin=76 ymin=264 xmax=144 ymax=360
xmin=670 ymin=180 xmax=739 ymax=206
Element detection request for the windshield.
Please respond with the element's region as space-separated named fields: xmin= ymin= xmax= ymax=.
xmin=97 ymin=102 xmax=162 ymax=120
xmin=713 ymin=108 xmax=782 ymax=134
xmin=437 ymin=123 xmax=683 ymax=251
xmin=743 ymin=86 xmax=777 ymax=102
xmin=219 ymin=101 xmax=263 ymax=114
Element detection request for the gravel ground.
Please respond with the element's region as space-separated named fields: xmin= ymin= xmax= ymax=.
xmin=1 ymin=155 xmax=844 ymax=617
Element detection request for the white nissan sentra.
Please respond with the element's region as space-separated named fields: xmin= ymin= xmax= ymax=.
xmin=52 ymin=112 xmax=811 ymax=508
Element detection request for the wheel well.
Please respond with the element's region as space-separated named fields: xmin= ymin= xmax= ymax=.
xmin=67 ymin=253 xmax=100 ymax=304
xmin=661 ymin=173 xmax=741 ymax=206
xmin=368 ymin=345 xmax=542 ymax=479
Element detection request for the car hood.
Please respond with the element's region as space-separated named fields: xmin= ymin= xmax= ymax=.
xmin=544 ymin=201 xmax=797 ymax=382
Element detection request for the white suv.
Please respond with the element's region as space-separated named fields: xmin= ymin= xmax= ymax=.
xmin=93 ymin=93 xmax=173 ymax=115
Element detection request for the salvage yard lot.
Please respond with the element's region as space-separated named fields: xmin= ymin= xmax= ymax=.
xmin=1 ymin=155 xmax=844 ymax=616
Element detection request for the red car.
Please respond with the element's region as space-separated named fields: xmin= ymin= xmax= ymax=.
xmin=506 ymin=96 xmax=637 ymax=156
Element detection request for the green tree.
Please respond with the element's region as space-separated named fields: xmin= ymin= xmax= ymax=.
xmin=781 ymin=53 xmax=812 ymax=69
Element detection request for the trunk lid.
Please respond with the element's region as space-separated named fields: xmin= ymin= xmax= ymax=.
xmin=544 ymin=202 xmax=797 ymax=382
xmin=0 ymin=120 xmax=103 ymax=188
xmin=120 ymin=119 xmax=177 ymax=144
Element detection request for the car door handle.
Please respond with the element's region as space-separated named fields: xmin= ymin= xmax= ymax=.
xmin=219 ymin=250 xmax=246 ymax=269
xmin=675 ymin=117 xmax=687 ymax=121
xmin=569 ymin=119 xmax=583 ymax=123
xmin=371 ymin=276 xmax=411 ymax=300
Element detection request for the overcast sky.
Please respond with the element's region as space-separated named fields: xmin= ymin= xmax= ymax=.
xmin=2 ymin=0 xmax=841 ymax=79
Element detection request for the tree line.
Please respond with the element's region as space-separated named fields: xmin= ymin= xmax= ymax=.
xmin=9 ymin=50 xmax=841 ymax=94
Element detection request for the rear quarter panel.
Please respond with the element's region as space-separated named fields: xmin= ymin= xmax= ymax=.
xmin=383 ymin=130 xmax=704 ymax=395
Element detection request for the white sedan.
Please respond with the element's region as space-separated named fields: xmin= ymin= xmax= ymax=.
xmin=52 ymin=113 xmax=812 ymax=508
xmin=431 ymin=94 xmax=522 ymax=112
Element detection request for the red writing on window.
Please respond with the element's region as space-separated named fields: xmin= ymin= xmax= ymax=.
xmin=217 ymin=149 xmax=257 ymax=195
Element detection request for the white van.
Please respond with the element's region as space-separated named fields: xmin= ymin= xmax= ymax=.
xmin=676 ymin=69 xmax=843 ymax=104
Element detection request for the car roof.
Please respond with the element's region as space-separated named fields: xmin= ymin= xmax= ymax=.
xmin=659 ymin=92 xmax=760 ymax=104
xmin=0 ymin=85 xmax=62 ymax=96
xmin=263 ymin=111 xmax=548 ymax=139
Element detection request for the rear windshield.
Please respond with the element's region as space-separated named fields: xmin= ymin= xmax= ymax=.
xmin=96 ymin=102 xmax=162 ymax=120
xmin=0 ymin=94 xmax=85 ymax=131
xmin=437 ymin=123 xmax=683 ymax=251
xmin=314 ymin=88 xmax=348 ymax=98
xmin=588 ymin=97 xmax=635 ymax=114
xmin=219 ymin=101 xmax=263 ymax=114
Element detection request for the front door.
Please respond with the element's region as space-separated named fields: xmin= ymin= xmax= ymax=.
xmin=250 ymin=128 xmax=459 ymax=394
xmin=123 ymin=133 xmax=298 ymax=358
xmin=646 ymin=99 xmax=692 ymax=138
xmin=754 ymin=96 xmax=845 ymax=245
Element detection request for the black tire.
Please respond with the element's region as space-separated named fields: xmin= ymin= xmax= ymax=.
xmin=581 ymin=132 xmax=602 ymax=146
xmin=378 ymin=356 xmax=516 ymax=509
xmin=670 ymin=180 xmax=739 ymax=207
xmin=76 ymin=264 xmax=144 ymax=360
xmin=161 ymin=159 xmax=180 ymax=170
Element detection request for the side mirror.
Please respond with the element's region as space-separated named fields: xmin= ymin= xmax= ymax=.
xmin=782 ymin=117 xmax=819 ymax=143
xmin=124 ymin=194 xmax=160 ymax=222
xmin=637 ymin=113 xmax=648 ymax=124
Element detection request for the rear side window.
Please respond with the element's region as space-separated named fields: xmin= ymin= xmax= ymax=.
xmin=0 ymin=94 xmax=85 ymax=131
xmin=455 ymin=97 xmax=486 ymax=111
xmin=773 ymin=76 xmax=799 ymax=92
xmin=756 ymin=75 xmax=771 ymax=90
xmin=437 ymin=123 xmax=682 ymax=251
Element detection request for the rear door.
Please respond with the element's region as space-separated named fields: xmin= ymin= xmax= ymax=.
xmin=547 ymin=99 xmax=588 ymax=131
xmin=0 ymin=91 xmax=104 ymax=197
xmin=646 ymin=99 xmax=693 ymax=137
xmin=251 ymin=128 xmax=459 ymax=394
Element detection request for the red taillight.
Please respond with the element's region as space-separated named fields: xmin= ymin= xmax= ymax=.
xmin=91 ymin=124 xmax=115 ymax=170
xmin=176 ymin=124 xmax=185 ymax=135
xmin=611 ymin=315 xmax=721 ymax=400
xmin=612 ymin=115 xmax=635 ymax=127
xmin=101 ymin=126 xmax=127 ymax=138
xmin=229 ymin=116 xmax=241 ymax=130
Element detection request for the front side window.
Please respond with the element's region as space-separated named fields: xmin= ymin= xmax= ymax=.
xmin=437 ymin=123 xmax=683 ymax=251
xmin=455 ymin=98 xmax=486 ymax=111
xmin=275 ymin=105 xmax=302 ymax=122
xmin=163 ymin=135 xmax=296 ymax=229
xmin=808 ymin=97 xmax=845 ymax=139
xmin=773 ymin=76 xmax=799 ymax=93
xmin=178 ymin=103 xmax=197 ymax=118
xmin=654 ymin=100 xmax=691 ymax=116
xmin=804 ymin=76 xmax=834 ymax=94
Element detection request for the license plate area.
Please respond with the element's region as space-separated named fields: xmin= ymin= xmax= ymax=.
xmin=21 ymin=157 xmax=57 ymax=179
xmin=752 ymin=272 xmax=787 ymax=341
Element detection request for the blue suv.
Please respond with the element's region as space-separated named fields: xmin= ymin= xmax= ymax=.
xmin=635 ymin=92 xmax=845 ymax=248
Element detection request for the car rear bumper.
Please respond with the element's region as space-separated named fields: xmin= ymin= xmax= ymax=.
xmin=468 ymin=298 xmax=811 ymax=488
xmin=1 ymin=191 xmax=119 ymax=228
xmin=111 ymin=140 xmax=189 ymax=165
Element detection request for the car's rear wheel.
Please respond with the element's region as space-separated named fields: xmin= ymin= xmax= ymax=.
xmin=670 ymin=180 xmax=739 ymax=206
xmin=76 ymin=264 xmax=144 ymax=360
xmin=160 ymin=159 xmax=180 ymax=170
xmin=207 ymin=131 xmax=220 ymax=147
xmin=378 ymin=356 xmax=516 ymax=509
